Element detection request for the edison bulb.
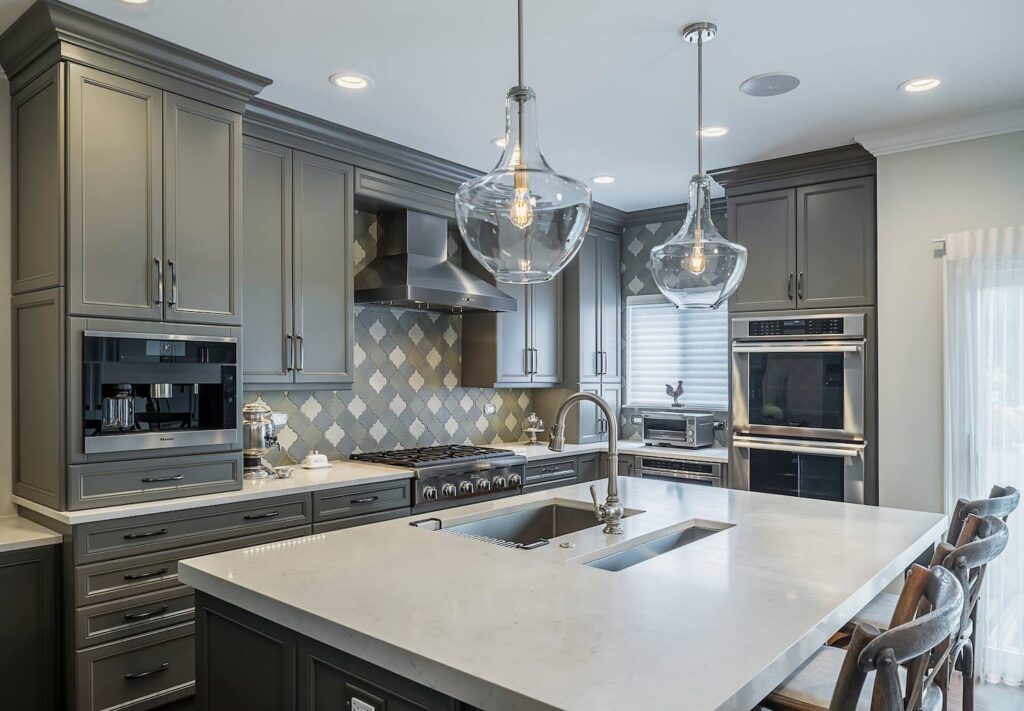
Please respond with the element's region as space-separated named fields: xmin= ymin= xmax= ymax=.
xmin=509 ymin=169 xmax=534 ymax=228
xmin=688 ymin=246 xmax=707 ymax=274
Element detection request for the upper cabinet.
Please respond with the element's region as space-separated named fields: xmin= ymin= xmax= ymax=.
xmin=712 ymin=145 xmax=877 ymax=313
xmin=242 ymin=138 xmax=354 ymax=389
xmin=563 ymin=228 xmax=621 ymax=385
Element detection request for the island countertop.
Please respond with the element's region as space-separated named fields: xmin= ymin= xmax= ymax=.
xmin=179 ymin=479 xmax=944 ymax=711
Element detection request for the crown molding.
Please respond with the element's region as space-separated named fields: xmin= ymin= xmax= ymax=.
xmin=708 ymin=144 xmax=875 ymax=196
xmin=0 ymin=0 xmax=271 ymax=103
xmin=622 ymin=197 xmax=727 ymax=227
xmin=855 ymin=104 xmax=1024 ymax=157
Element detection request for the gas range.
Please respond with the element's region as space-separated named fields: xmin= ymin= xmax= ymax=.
xmin=349 ymin=444 xmax=527 ymax=513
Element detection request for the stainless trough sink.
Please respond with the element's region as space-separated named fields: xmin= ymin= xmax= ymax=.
xmin=441 ymin=502 xmax=640 ymax=549
xmin=584 ymin=521 xmax=733 ymax=572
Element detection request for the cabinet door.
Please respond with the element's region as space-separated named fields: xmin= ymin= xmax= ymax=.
xmin=529 ymin=275 xmax=562 ymax=384
xmin=0 ymin=547 xmax=58 ymax=711
xmin=598 ymin=231 xmax=621 ymax=381
xmin=576 ymin=384 xmax=602 ymax=443
xmin=577 ymin=235 xmax=601 ymax=381
xmin=67 ymin=64 xmax=163 ymax=320
xmin=797 ymin=177 xmax=876 ymax=309
xmin=495 ymin=283 xmax=532 ymax=384
xmin=599 ymin=383 xmax=621 ymax=439
xmin=728 ymin=189 xmax=796 ymax=312
xmin=293 ymin=151 xmax=355 ymax=386
xmin=242 ymin=137 xmax=294 ymax=385
xmin=163 ymin=93 xmax=243 ymax=325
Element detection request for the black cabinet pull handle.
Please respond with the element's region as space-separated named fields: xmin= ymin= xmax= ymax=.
xmin=787 ymin=273 xmax=794 ymax=300
xmin=797 ymin=272 xmax=804 ymax=300
xmin=123 ymin=567 xmax=169 ymax=581
xmin=141 ymin=475 xmax=183 ymax=483
xmin=154 ymin=257 xmax=164 ymax=305
xmin=243 ymin=511 xmax=280 ymax=521
xmin=123 ymin=528 xmax=168 ymax=540
xmin=350 ymin=496 xmax=378 ymax=504
xmin=124 ymin=605 xmax=170 ymax=621
xmin=124 ymin=663 xmax=169 ymax=681
xmin=167 ymin=259 xmax=178 ymax=307
xmin=286 ymin=334 xmax=293 ymax=372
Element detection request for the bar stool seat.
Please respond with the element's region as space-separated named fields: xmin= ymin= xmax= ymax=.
xmin=853 ymin=591 xmax=898 ymax=630
xmin=767 ymin=646 xmax=943 ymax=711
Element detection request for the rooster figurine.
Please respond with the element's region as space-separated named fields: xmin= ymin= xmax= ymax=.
xmin=665 ymin=380 xmax=684 ymax=408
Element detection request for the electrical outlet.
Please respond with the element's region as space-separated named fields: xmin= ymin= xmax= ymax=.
xmin=484 ymin=404 xmax=497 ymax=415
xmin=631 ymin=415 xmax=643 ymax=425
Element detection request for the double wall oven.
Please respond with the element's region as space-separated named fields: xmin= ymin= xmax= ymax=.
xmin=731 ymin=311 xmax=872 ymax=504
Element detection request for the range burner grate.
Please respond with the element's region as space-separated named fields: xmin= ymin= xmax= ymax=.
xmin=351 ymin=444 xmax=515 ymax=468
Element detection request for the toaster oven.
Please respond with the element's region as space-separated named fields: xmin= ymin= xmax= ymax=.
xmin=641 ymin=410 xmax=715 ymax=449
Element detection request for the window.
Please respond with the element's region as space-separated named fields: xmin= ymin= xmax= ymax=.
xmin=625 ymin=295 xmax=729 ymax=408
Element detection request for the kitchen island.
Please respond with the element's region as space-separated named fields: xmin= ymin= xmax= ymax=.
xmin=179 ymin=478 xmax=944 ymax=711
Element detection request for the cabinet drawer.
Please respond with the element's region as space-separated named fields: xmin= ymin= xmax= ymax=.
xmin=313 ymin=480 xmax=410 ymax=522
xmin=74 ymin=495 xmax=311 ymax=564
xmin=311 ymin=508 xmax=411 ymax=534
xmin=75 ymin=587 xmax=195 ymax=649
xmin=75 ymin=525 xmax=310 ymax=607
xmin=68 ymin=453 xmax=243 ymax=510
xmin=523 ymin=476 xmax=578 ymax=494
xmin=525 ymin=457 xmax=578 ymax=484
xmin=74 ymin=623 xmax=195 ymax=711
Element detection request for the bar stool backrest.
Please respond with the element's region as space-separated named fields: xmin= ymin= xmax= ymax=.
xmin=946 ymin=485 xmax=1019 ymax=546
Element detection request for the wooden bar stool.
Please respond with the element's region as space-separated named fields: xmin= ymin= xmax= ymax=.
xmin=763 ymin=564 xmax=964 ymax=711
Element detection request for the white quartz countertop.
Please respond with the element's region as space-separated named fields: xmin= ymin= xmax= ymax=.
xmin=13 ymin=460 xmax=413 ymax=526
xmin=500 ymin=439 xmax=729 ymax=463
xmin=0 ymin=515 xmax=63 ymax=553
xmin=180 ymin=479 xmax=944 ymax=711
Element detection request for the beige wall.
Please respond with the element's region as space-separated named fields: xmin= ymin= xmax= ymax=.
xmin=877 ymin=130 xmax=1024 ymax=513
xmin=0 ymin=75 xmax=13 ymax=516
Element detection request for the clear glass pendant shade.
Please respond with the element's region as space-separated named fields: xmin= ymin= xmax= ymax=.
xmin=649 ymin=174 xmax=747 ymax=309
xmin=455 ymin=87 xmax=592 ymax=283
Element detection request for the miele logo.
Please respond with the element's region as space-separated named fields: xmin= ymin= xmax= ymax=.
xmin=159 ymin=437 xmax=175 ymax=441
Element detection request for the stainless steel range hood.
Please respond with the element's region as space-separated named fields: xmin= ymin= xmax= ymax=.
xmin=354 ymin=209 xmax=517 ymax=313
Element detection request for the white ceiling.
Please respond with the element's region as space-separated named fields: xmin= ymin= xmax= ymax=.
xmin=3 ymin=0 xmax=1024 ymax=211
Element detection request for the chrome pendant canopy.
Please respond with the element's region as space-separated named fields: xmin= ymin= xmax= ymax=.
xmin=455 ymin=0 xmax=592 ymax=284
xmin=649 ymin=21 xmax=747 ymax=309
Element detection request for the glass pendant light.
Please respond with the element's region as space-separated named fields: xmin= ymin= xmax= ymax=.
xmin=649 ymin=22 xmax=747 ymax=309
xmin=455 ymin=0 xmax=592 ymax=284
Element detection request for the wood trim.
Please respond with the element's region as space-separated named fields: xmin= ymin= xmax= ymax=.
xmin=708 ymin=144 xmax=876 ymax=194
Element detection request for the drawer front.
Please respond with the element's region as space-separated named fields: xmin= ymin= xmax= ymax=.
xmin=313 ymin=480 xmax=411 ymax=522
xmin=311 ymin=508 xmax=410 ymax=534
xmin=75 ymin=587 xmax=195 ymax=649
xmin=75 ymin=494 xmax=311 ymax=564
xmin=525 ymin=456 xmax=578 ymax=485
xmin=68 ymin=453 xmax=243 ymax=511
xmin=75 ymin=525 xmax=310 ymax=607
xmin=75 ymin=623 xmax=195 ymax=711
xmin=523 ymin=476 xmax=578 ymax=494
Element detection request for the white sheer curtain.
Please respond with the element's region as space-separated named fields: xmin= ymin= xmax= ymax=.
xmin=944 ymin=226 xmax=1024 ymax=685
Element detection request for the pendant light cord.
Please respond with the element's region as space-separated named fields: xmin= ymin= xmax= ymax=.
xmin=517 ymin=0 xmax=524 ymax=88
xmin=697 ymin=31 xmax=703 ymax=178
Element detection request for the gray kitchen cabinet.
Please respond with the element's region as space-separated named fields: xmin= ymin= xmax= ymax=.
xmin=796 ymin=177 xmax=876 ymax=309
xmin=163 ymin=92 xmax=243 ymax=326
xmin=563 ymin=228 xmax=621 ymax=384
xmin=66 ymin=63 xmax=165 ymax=321
xmin=598 ymin=230 xmax=622 ymax=381
xmin=462 ymin=270 xmax=562 ymax=388
xmin=242 ymin=141 xmax=355 ymax=389
xmin=617 ymin=454 xmax=637 ymax=478
xmin=728 ymin=189 xmax=797 ymax=312
xmin=293 ymin=151 xmax=355 ymax=386
xmin=0 ymin=545 xmax=58 ymax=711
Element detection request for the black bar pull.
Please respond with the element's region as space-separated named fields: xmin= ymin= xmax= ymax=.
xmin=123 ymin=528 xmax=168 ymax=540
xmin=124 ymin=605 xmax=170 ymax=621
xmin=141 ymin=474 xmax=184 ymax=483
xmin=350 ymin=496 xmax=378 ymax=504
xmin=124 ymin=663 xmax=169 ymax=681
xmin=243 ymin=510 xmax=280 ymax=521
xmin=123 ymin=567 xmax=169 ymax=581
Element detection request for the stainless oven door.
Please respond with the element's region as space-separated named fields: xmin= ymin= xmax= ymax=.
xmin=731 ymin=436 xmax=865 ymax=503
xmin=732 ymin=339 xmax=865 ymax=441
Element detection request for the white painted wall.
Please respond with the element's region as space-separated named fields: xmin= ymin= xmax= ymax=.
xmin=0 ymin=75 xmax=13 ymax=516
xmin=877 ymin=131 xmax=1024 ymax=513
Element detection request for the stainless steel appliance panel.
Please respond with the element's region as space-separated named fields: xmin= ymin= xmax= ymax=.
xmin=731 ymin=435 xmax=865 ymax=504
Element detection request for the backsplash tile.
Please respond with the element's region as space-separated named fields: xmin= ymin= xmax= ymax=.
xmin=246 ymin=212 xmax=531 ymax=464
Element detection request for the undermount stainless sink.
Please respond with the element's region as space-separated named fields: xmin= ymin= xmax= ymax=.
xmin=442 ymin=502 xmax=640 ymax=549
xmin=584 ymin=521 xmax=734 ymax=572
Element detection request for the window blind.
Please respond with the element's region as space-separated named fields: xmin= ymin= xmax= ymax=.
xmin=626 ymin=297 xmax=729 ymax=408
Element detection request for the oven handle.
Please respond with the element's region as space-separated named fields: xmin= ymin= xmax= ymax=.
xmin=641 ymin=470 xmax=719 ymax=483
xmin=731 ymin=341 xmax=864 ymax=354
xmin=732 ymin=436 xmax=865 ymax=459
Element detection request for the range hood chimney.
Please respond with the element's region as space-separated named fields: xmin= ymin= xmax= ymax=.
xmin=354 ymin=210 xmax=517 ymax=313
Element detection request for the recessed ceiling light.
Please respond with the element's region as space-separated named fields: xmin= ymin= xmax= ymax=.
xmin=329 ymin=73 xmax=372 ymax=90
xmin=740 ymin=73 xmax=800 ymax=97
xmin=697 ymin=125 xmax=729 ymax=138
xmin=591 ymin=175 xmax=616 ymax=185
xmin=899 ymin=77 xmax=941 ymax=93
xmin=492 ymin=136 xmax=508 ymax=148
xmin=117 ymin=0 xmax=153 ymax=4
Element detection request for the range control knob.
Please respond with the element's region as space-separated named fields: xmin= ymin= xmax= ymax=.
xmin=423 ymin=486 xmax=438 ymax=501
xmin=441 ymin=483 xmax=457 ymax=498
xmin=508 ymin=473 xmax=522 ymax=488
xmin=477 ymin=479 xmax=492 ymax=491
xmin=492 ymin=475 xmax=506 ymax=489
xmin=459 ymin=481 xmax=474 ymax=494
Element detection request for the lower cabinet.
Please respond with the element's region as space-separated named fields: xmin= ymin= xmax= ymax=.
xmin=0 ymin=545 xmax=58 ymax=711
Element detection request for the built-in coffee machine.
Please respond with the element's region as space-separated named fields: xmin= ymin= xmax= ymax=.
xmin=81 ymin=330 xmax=239 ymax=455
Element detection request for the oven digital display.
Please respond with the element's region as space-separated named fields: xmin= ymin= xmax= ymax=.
xmin=748 ymin=318 xmax=844 ymax=336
